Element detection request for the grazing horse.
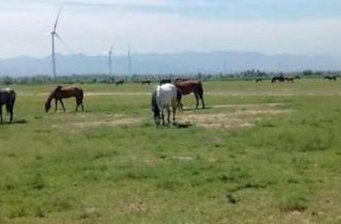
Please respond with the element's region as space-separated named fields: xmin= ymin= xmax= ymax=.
xmin=141 ymin=80 xmax=151 ymax=85
xmin=45 ymin=85 xmax=84 ymax=112
xmin=0 ymin=88 xmax=16 ymax=123
xmin=324 ymin=75 xmax=337 ymax=81
xmin=284 ymin=77 xmax=294 ymax=83
xmin=255 ymin=78 xmax=262 ymax=83
xmin=115 ymin=80 xmax=124 ymax=86
xmin=151 ymin=83 xmax=179 ymax=126
xmin=271 ymin=76 xmax=285 ymax=83
xmin=175 ymin=80 xmax=205 ymax=109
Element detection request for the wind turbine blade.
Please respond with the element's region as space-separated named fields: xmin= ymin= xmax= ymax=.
xmin=53 ymin=5 xmax=63 ymax=31
xmin=54 ymin=32 xmax=62 ymax=41
xmin=54 ymin=32 xmax=74 ymax=54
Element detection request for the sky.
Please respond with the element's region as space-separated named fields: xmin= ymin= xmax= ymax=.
xmin=0 ymin=0 xmax=341 ymax=59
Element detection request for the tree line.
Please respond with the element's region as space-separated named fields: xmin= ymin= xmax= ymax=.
xmin=0 ymin=70 xmax=340 ymax=85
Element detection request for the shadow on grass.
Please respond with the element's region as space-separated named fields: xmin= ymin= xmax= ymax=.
xmin=180 ymin=106 xmax=210 ymax=112
xmin=173 ymin=121 xmax=193 ymax=128
xmin=0 ymin=118 xmax=28 ymax=125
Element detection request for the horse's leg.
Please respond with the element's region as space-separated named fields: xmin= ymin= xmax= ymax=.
xmin=199 ymin=92 xmax=205 ymax=109
xmin=161 ymin=108 xmax=165 ymax=126
xmin=194 ymin=92 xmax=199 ymax=109
xmin=59 ymin=99 xmax=66 ymax=112
xmin=75 ymin=98 xmax=79 ymax=112
xmin=8 ymin=104 xmax=13 ymax=123
xmin=172 ymin=101 xmax=177 ymax=124
xmin=54 ymin=98 xmax=58 ymax=112
xmin=0 ymin=106 xmax=3 ymax=123
xmin=166 ymin=106 xmax=171 ymax=125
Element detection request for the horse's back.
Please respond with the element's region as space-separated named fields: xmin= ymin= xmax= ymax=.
xmin=156 ymin=83 xmax=177 ymax=106
xmin=58 ymin=86 xmax=83 ymax=98
xmin=0 ymin=88 xmax=16 ymax=104
xmin=175 ymin=80 xmax=202 ymax=95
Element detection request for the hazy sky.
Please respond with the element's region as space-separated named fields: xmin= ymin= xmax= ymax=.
xmin=1 ymin=0 xmax=341 ymax=58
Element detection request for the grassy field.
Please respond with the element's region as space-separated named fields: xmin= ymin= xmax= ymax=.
xmin=0 ymin=79 xmax=340 ymax=224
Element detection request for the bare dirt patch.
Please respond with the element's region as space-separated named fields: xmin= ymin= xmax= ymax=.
xmin=51 ymin=104 xmax=292 ymax=130
xmin=51 ymin=114 xmax=141 ymax=129
xmin=177 ymin=108 xmax=291 ymax=129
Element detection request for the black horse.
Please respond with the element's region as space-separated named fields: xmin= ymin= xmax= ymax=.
xmin=271 ymin=76 xmax=285 ymax=83
xmin=0 ymin=88 xmax=16 ymax=123
xmin=324 ymin=76 xmax=337 ymax=81
xmin=115 ymin=80 xmax=125 ymax=86
xmin=284 ymin=77 xmax=294 ymax=83
xmin=159 ymin=79 xmax=171 ymax=85
xmin=141 ymin=80 xmax=151 ymax=85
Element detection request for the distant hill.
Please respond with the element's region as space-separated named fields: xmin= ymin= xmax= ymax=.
xmin=0 ymin=51 xmax=339 ymax=76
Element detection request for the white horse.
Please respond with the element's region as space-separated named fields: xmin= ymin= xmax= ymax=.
xmin=151 ymin=83 xmax=179 ymax=126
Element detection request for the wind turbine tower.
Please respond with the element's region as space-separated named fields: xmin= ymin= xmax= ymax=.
xmin=128 ymin=45 xmax=132 ymax=76
xmin=108 ymin=45 xmax=113 ymax=75
xmin=50 ymin=7 xmax=62 ymax=79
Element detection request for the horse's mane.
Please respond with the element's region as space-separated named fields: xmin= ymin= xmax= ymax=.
xmin=46 ymin=85 xmax=63 ymax=102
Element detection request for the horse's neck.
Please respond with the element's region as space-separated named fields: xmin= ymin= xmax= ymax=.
xmin=46 ymin=90 xmax=58 ymax=104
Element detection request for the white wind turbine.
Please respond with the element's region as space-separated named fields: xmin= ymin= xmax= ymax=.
xmin=127 ymin=45 xmax=132 ymax=76
xmin=50 ymin=6 xmax=63 ymax=79
xmin=108 ymin=45 xmax=114 ymax=75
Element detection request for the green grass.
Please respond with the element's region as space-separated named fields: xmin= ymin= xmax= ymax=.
xmin=0 ymin=80 xmax=341 ymax=223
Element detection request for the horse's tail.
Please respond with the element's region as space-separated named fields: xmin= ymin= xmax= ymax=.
xmin=6 ymin=89 xmax=16 ymax=113
xmin=79 ymin=88 xmax=84 ymax=100
xmin=151 ymin=90 xmax=160 ymax=115
xmin=197 ymin=81 xmax=204 ymax=97
xmin=176 ymin=87 xmax=182 ymax=109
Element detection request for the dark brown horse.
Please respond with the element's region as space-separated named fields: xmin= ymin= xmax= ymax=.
xmin=175 ymin=80 xmax=205 ymax=109
xmin=284 ymin=77 xmax=294 ymax=83
xmin=324 ymin=75 xmax=337 ymax=81
xmin=115 ymin=80 xmax=124 ymax=86
xmin=45 ymin=85 xmax=84 ymax=112
xmin=141 ymin=80 xmax=151 ymax=85
xmin=0 ymin=88 xmax=16 ymax=123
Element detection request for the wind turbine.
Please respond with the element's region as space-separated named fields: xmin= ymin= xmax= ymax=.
xmin=108 ymin=45 xmax=114 ymax=75
xmin=50 ymin=6 xmax=63 ymax=79
xmin=127 ymin=45 xmax=132 ymax=76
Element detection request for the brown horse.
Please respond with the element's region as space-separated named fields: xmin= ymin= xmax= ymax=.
xmin=175 ymin=80 xmax=205 ymax=109
xmin=45 ymin=85 xmax=84 ymax=112
xmin=0 ymin=88 xmax=16 ymax=123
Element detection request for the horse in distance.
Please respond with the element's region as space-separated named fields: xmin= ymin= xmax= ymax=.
xmin=115 ymin=80 xmax=125 ymax=86
xmin=324 ymin=75 xmax=337 ymax=81
xmin=0 ymin=88 xmax=16 ymax=123
xmin=45 ymin=85 xmax=84 ymax=112
xmin=175 ymin=79 xmax=205 ymax=109
xmin=151 ymin=83 xmax=179 ymax=126
xmin=159 ymin=79 xmax=171 ymax=85
xmin=141 ymin=80 xmax=151 ymax=85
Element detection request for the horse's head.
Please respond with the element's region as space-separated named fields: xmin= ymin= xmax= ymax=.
xmin=45 ymin=101 xmax=51 ymax=112
xmin=151 ymin=91 xmax=161 ymax=126
xmin=153 ymin=108 xmax=161 ymax=126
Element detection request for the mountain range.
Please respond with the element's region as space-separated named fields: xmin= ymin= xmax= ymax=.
xmin=0 ymin=51 xmax=339 ymax=76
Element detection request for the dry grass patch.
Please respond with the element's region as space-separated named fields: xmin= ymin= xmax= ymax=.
xmin=51 ymin=114 xmax=142 ymax=130
xmin=178 ymin=104 xmax=292 ymax=129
